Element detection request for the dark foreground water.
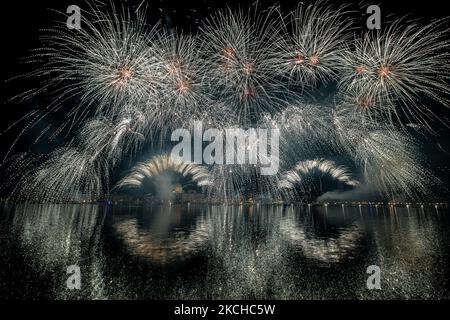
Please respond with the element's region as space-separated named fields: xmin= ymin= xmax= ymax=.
xmin=0 ymin=203 xmax=449 ymax=299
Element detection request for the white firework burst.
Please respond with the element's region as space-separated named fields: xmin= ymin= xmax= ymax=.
xmin=339 ymin=18 xmax=450 ymax=128
xmin=200 ymin=6 xmax=287 ymax=123
xmin=278 ymin=0 xmax=353 ymax=87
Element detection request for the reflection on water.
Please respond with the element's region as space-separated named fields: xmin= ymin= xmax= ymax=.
xmin=113 ymin=206 xmax=210 ymax=264
xmin=0 ymin=203 xmax=449 ymax=299
xmin=280 ymin=216 xmax=362 ymax=263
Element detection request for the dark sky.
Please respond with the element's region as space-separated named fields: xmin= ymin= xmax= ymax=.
xmin=0 ymin=0 xmax=449 ymax=189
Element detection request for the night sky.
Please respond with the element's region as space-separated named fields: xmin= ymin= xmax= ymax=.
xmin=0 ymin=0 xmax=449 ymax=196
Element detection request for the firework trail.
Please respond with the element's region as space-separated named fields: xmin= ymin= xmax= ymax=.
xmin=354 ymin=130 xmax=434 ymax=198
xmin=261 ymin=102 xmax=338 ymax=166
xmin=0 ymin=153 xmax=42 ymax=199
xmin=8 ymin=147 xmax=109 ymax=202
xmin=76 ymin=109 xmax=148 ymax=164
xmin=206 ymin=163 xmax=284 ymax=203
xmin=331 ymin=104 xmax=435 ymax=198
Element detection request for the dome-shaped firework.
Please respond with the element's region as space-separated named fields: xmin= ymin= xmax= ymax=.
xmin=116 ymin=154 xmax=212 ymax=190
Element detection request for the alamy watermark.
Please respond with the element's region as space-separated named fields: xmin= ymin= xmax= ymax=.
xmin=366 ymin=5 xmax=381 ymax=30
xmin=366 ymin=265 xmax=381 ymax=290
xmin=170 ymin=121 xmax=280 ymax=175
xmin=66 ymin=5 xmax=81 ymax=30
xmin=66 ymin=264 xmax=81 ymax=290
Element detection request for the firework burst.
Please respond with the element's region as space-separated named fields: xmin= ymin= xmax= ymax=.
xmin=278 ymin=159 xmax=359 ymax=200
xmin=116 ymin=154 xmax=213 ymax=191
xmin=30 ymin=4 xmax=161 ymax=117
xmin=331 ymin=104 xmax=435 ymax=198
xmin=200 ymin=6 xmax=287 ymax=123
xmin=278 ymin=1 xmax=352 ymax=87
xmin=153 ymin=32 xmax=212 ymax=132
xmin=339 ymin=18 xmax=450 ymax=128
xmin=2 ymin=1 xmax=448 ymax=202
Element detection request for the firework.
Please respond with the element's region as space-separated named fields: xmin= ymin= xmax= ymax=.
xmin=30 ymin=6 xmax=160 ymax=118
xmin=2 ymin=1 xmax=447 ymax=203
xmin=13 ymin=147 xmax=109 ymax=202
xmin=3 ymin=3 xmax=163 ymax=162
xmin=116 ymin=154 xmax=213 ymax=191
xmin=206 ymin=163 xmax=284 ymax=203
xmin=277 ymin=1 xmax=352 ymax=87
xmin=0 ymin=153 xmax=42 ymax=199
xmin=331 ymin=104 xmax=435 ymax=198
xmin=339 ymin=18 xmax=450 ymax=127
xmin=261 ymin=102 xmax=338 ymax=166
xmin=150 ymin=32 xmax=214 ymax=133
xmin=278 ymin=159 xmax=359 ymax=200
xmin=200 ymin=5 xmax=287 ymax=123
xmin=76 ymin=108 xmax=148 ymax=164
xmin=354 ymin=130 xmax=434 ymax=198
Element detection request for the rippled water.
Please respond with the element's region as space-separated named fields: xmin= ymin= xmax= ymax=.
xmin=0 ymin=203 xmax=449 ymax=299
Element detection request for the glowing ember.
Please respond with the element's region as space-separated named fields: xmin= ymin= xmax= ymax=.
xmin=293 ymin=53 xmax=305 ymax=64
xmin=242 ymin=62 xmax=253 ymax=76
xmin=177 ymin=80 xmax=191 ymax=93
xmin=378 ymin=65 xmax=392 ymax=78
xmin=222 ymin=47 xmax=236 ymax=58
xmin=355 ymin=66 xmax=367 ymax=75
xmin=113 ymin=67 xmax=134 ymax=86
xmin=309 ymin=55 xmax=319 ymax=65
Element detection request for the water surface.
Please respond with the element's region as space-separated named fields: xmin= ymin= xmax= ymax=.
xmin=0 ymin=203 xmax=448 ymax=299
